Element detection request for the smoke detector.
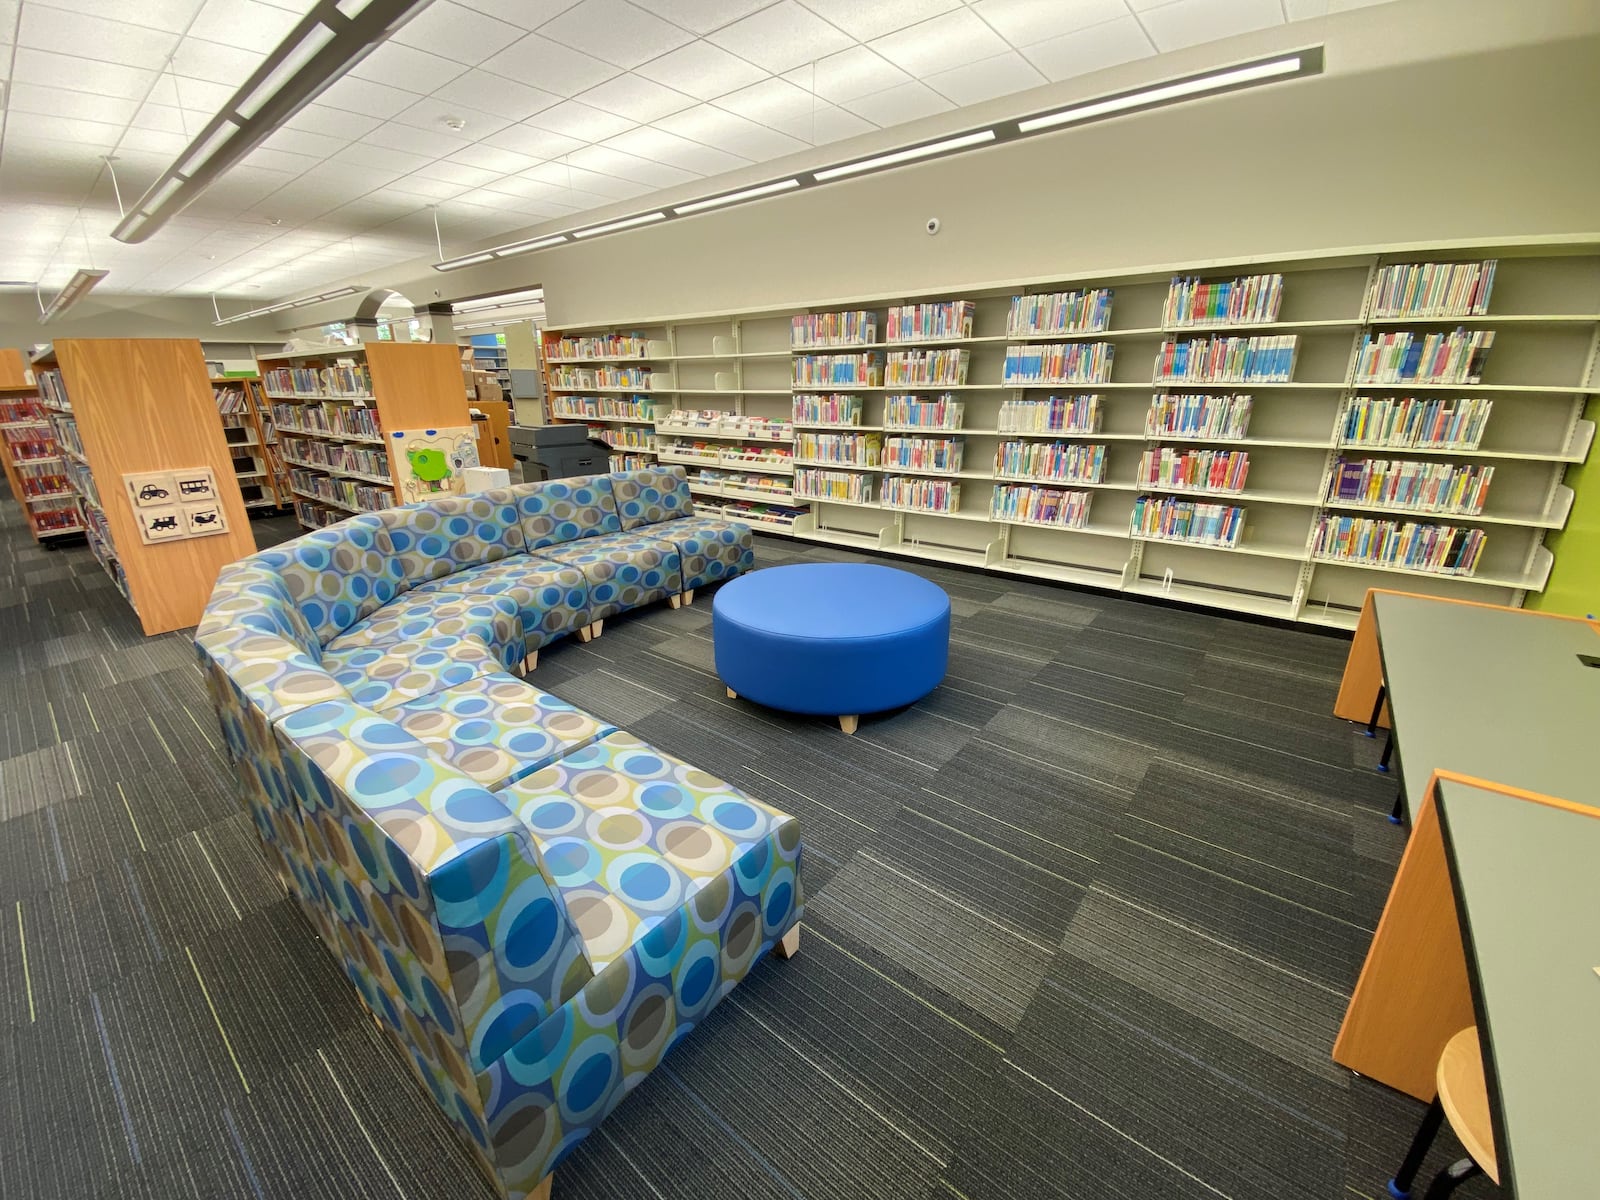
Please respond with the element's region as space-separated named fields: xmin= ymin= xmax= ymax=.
xmin=442 ymin=115 xmax=466 ymax=132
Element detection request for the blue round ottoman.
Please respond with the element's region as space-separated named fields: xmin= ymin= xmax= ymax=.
xmin=713 ymin=563 xmax=950 ymax=734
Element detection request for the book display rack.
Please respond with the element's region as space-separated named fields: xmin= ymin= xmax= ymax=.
xmin=542 ymin=240 xmax=1599 ymax=628
xmin=258 ymin=342 xmax=470 ymax=531
xmin=0 ymin=349 xmax=82 ymax=544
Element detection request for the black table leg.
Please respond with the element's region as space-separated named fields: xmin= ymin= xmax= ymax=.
xmin=1377 ymin=731 xmax=1395 ymax=772
xmin=1366 ymin=683 xmax=1387 ymax=738
xmin=1387 ymin=1097 xmax=1445 ymax=1199
xmin=1421 ymin=1158 xmax=1483 ymax=1199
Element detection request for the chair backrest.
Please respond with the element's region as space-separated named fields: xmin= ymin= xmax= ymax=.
xmin=608 ymin=465 xmax=695 ymax=530
xmin=374 ymin=491 xmax=527 ymax=587
xmin=511 ymin=474 xmax=621 ymax=550
xmin=250 ymin=513 xmax=408 ymax=646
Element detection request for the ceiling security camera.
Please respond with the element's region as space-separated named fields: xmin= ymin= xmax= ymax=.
xmin=926 ymin=217 xmax=941 ymax=235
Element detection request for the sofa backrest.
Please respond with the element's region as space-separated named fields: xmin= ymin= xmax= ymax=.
xmin=250 ymin=513 xmax=407 ymax=646
xmin=511 ymin=474 xmax=621 ymax=550
xmin=608 ymin=465 xmax=695 ymax=530
xmin=375 ymin=491 xmax=527 ymax=587
xmin=272 ymin=698 xmax=596 ymax=1084
xmin=199 ymin=560 xmax=321 ymax=660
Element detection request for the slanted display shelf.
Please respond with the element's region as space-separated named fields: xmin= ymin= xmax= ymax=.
xmin=543 ymin=241 xmax=1600 ymax=628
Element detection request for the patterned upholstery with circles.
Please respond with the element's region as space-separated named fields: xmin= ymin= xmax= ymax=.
xmin=196 ymin=469 xmax=790 ymax=1200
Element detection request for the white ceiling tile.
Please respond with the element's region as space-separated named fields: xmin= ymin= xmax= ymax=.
xmin=797 ymin=0 xmax=963 ymax=41
xmin=712 ymin=77 xmax=832 ymax=140
xmin=707 ymin=1 xmax=853 ymax=73
xmin=1137 ymin=0 xmax=1284 ymax=51
xmin=279 ymin=105 xmax=379 ymax=142
xmin=539 ymin=0 xmax=696 ymax=69
xmin=1020 ymin=15 xmax=1154 ymax=81
xmin=924 ymin=49 xmax=1047 ymax=106
xmin=145 ymin=75 xmax=238 ymax=116
xmin=524 ymin=160 xmax=648 ymax=199
xmin=838 ymin=80 xmax=953 ymax=127
xmin=782 ymin=46 xmax=910 ymax=103
xmin=633 ymin=40 xmax=766 ymax=101
xmin=603 ymin=125 xmax=750 ymax=174
xmin=807 ymin=103 xmax=876 ymax=144
xmin=566 ymin=144 xmax=700 ymax=185
xmin=635 ymin=0 xmax=772 ymax=35
xmin=4 ymin=113 xmax=123 ymax=149
xmin=392 ymin=1 xmax=530 ymax=66
xmin=395 ymin=96 xmax=517 ymax=141
xmin=455 ymin=0 xmax=583 ymax=27
xmin=118 ymin=125 xmax=203 ymax=155
xmin=525 ymin=99 xmax=634 ymax=141
xmin=239 ymin=145 xmax=322 ymax=175
xmin=482 ymin=123 xmax=586 ymax=159
xmin=350 ymin=42 xmax=470 ymax=94
xmin=318 ymin=75 xmax=427 ymax=120
xmin=869 ymin=9 xmax=1010 ymax=76
xmin=128 ymin=102 xmax=199 ymax=134
xmin=971 ymin=0 xmax=1131 ymax=46
xmin=380 ymin=176 xmax=471 ymax=200
xmin=410 ymin=160 xmax=505 ymax=188
xmin=17 ymin=7 xmax=180 ymax=68
xmin=260 ymin=125 xmax=350 ymax=157
xmin=187 ymin=0 xmax=302 ymax=53
xmin=338 ymin=141 xmax=437 ymax=176
xmin=11 ymin=49 xmax=155 ymax=100
xmin=577 ymin=74 xmax=697 ymax=122
xmin=168 ymin=35 xmax=264 ymax=85
xmin=1285 ymin=0 xmax=1330 ymax=17
xmin=4 ymin=84 xmax=140 ymax=125
xmin=448 ymin=143 xmax=543 ymax=173
xmin=656 ymin=102 xmax=807 ymax=159
xmin=476 ymin=173 xmax=562 ymax=199
xmin=432 ymin=69 xmax=561 ymax=122
xmin=361 ymin=120 xmax=472 ymax=159
xmin=480 ymin=31 xmax=621 ymax=93
xmin=29 ymin=0 xmax=205 ymax=34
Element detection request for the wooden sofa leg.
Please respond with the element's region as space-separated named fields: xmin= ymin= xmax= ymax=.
xmin=577 ymin=621 xmax=603 ymax=643
xmin=529 ymin=1173 xmax=552 ymax=1200
xmin=775 ymin=924 xmax=800 ymax=960
xmin=668 ymin=594 xmax=684 ymax=610
xmin=522 ymin=650 xmax=538 ymax=673
xmin=589 ymin=619 xmax=603 ymax=640
xmin=838 ymin=714 xmax=859 ymax=735
xmin=683 ymin=588 xmax=695 ymax=606
xmin=726 ymin=687 xmax=737 ymax=699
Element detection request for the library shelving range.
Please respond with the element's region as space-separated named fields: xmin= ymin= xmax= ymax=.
xmin=0 ymin=348 xmax=82 ymax=544
xmin=213 ymin=375 xmax=288 ymax=511
xmin=34 ymin=338 xmax=259 ymax=635
xmin=542 ymin=240 xmax=1599 ymax=629
xmin=470 ymin=333 xmax=511 ymax=391
xmin=258 ymin=341 xmax=471 ymax=531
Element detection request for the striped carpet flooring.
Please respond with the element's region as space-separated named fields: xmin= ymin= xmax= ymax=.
xmin=0 ymin=499 xmax=1496 ymax=1199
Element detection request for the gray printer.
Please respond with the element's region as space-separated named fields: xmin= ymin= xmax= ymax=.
xmin=509 ymin=424 xmax=613 ymax=481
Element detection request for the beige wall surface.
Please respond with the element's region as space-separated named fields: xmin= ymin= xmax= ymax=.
xmin=290 ymin=0 xmax=1600 ymax=331
xmin=0 ymin=294 xmax=283 ymax=355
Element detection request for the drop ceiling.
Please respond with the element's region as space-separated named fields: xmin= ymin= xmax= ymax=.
xmin=0 ymin=0 xmax=1386 ymax=302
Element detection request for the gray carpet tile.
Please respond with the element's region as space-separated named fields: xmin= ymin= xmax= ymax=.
xmin=0 ymin=496 xmax=1496 ymax=1199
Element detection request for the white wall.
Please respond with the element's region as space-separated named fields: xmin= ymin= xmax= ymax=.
xmin=293 ymin=0 xmax=1600 ymax=331
xmin=0 ymin=293 xmax=284 ymax=354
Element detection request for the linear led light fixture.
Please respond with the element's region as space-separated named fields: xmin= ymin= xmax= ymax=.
xmin=570 ymin=212 xmax=666 ymax=240
xmin=814 ymin=131 xmax=996 ymax=183
xmin=214 ymin=284 xmax=364 ymax=326
xmin=673 ymin=178 xmax=800 ymax=215
xmin=1018 ymin=51 xmax=1314 ymax=133
xmin=38 ymin=269 xmax=109 ymax=324
xmin=112 ymin=0 xmax=435 ymax=244
xmin=429 ymin=47 xmax=1320 ymax=272
xmin=454 ymin=288 xmax=544 ymax=314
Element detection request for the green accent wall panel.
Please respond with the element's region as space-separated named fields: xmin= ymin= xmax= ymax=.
xmin=1531 ymin=396 xmax=1600 ymax=618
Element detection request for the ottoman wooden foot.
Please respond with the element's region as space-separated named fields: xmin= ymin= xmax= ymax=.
xmin=530 ymin=1174 xmax=552 ymax=1200
xmin=668 ymin=594 xmax=684 ymax=610
xmin=683 ymin=588 xmax=696 ymax=606
xmin=522 ymin=650 xmax=538 ymax=673
xmin=839 ymin=714 xmax=859 ymax=735
xmin=775 ymin=924 xmax=800 ymax=960
xmin=577 ymin=620 xmax=604 ymax=643
xmin=726 ymin=687 xmax=738 ymax=699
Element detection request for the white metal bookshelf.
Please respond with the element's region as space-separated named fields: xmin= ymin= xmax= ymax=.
xmin=544 ymin=239 xmax=1600 ymax=629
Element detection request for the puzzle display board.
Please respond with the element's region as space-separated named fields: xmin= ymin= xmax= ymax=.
xmin=124 ymin=468 xmax=229 ymax=544
xmin=389 ymin=427 xmax=479 ymax=505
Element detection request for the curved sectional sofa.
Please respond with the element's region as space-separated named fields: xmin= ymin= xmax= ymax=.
xmin=194 ymin=466 xmax=804 ymax=1200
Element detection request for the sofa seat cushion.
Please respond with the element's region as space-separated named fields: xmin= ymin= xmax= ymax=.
xmin=529 ymin=531 xmax=682 ymax=624
xmin=375 ymin=491 xmax=527 ymax=587
xmin=326 ymin=592 xmax=526 ymax=673
xmin=650 ymin=515 xmax=754 ymax=593
xmin=323 ymin=635 xmax=503 ymax=712
xmin=408 ymin=557 xmax=590 ymax=650
xmin=497 ymin=731 xmax=802 ymax=972
xmin=608 ymin=466 xmax=694 ymax=531
xmin=392 ymin=672 xmax=616 ymax=792
xmin=510 ymin=475 xmax=621 ymax=550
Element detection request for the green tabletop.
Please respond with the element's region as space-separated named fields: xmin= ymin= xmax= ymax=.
xmin=1437 ymin=778 xmax=1600 ymax=1198
xmin=1373 ymin=594 xmax=1600 ymax=820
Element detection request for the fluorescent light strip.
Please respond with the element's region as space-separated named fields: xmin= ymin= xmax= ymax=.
xmin=214 ymin=284 xmax=366 ymax=325
xmin=492 ymin=235 xmax=567 ymax=257
xmin=436 ymin=252 xmax=495 ymax=271
xmin=570 ymin=211 xmax=666 ymax=239
xmin=235 ymin=24 xmax=336 ymax=121
xmin=39 ymin=269 xmax=109 ymax=324
xmin=454 ymin=288 xmax=544 ymax=313
xmin=813 ymin=131 xmax=996 ymax=183
xmin=1018 ymin=55 xmax=1303 ymax=133
xmin=673 ymin=178 xmax=800 ymax=215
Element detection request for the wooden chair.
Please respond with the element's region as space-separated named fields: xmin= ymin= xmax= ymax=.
xmin=1387 ymin=1026 xmax=1500 ymax=1199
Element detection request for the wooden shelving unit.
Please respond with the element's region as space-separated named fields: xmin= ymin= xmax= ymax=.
xmin=36 ymin=338 xmax=258 ymax=635
xmin=212 ymin=375 xmax=288 ymax=512
xmin=0 ymin=348 xmax=84 ymax=544
xmin=545 ymin=240 xmax=1600 ymax=628
xmin=259 ymin=341 xmax=471 ymax=531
